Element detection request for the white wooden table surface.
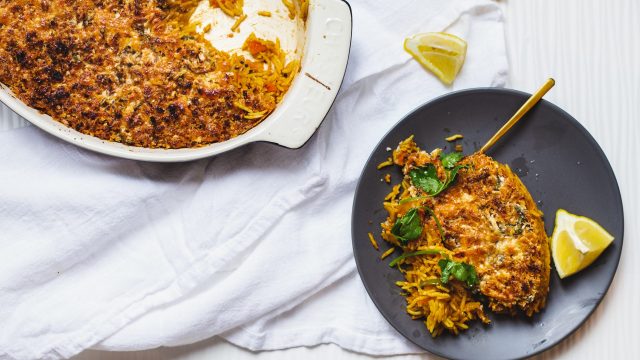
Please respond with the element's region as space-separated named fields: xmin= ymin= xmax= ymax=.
xmin=75 ymin=0 xmax=640 ymax=359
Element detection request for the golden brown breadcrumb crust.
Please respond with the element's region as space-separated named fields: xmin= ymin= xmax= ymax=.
xmin=0 ymin=0 xmax=297 ymax=148
xmin=394 ymin=146 xmax=550 ymax=316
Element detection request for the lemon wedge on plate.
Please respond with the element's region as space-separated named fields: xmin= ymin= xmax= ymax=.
xmin=404 ymin=32 xmax=467 ymax=85
xmin=550 ymin=209 xmax=614 ymax=278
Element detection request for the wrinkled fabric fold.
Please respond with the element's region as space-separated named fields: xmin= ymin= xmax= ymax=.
xmin=0 ymin=0 xmax=507 ymax=358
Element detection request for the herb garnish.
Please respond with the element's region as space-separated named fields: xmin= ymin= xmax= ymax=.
xmin=398 ymin=196 xmax=428 ymax=205
xmin=388 ymin=249 xmax=442 ymax=267
xmin=438 ymin=259 xmax=479 ymax=287
xmin=409 ymin=164 xmax=442 ymax=195
xmin=391 ymin=206 xmax=445 ymax=244
xmin=440 ymin=152 xmax=464 ymax=168
xmin=419 ymin=278 xmax=442 ymax=287
xmin=423 ymin=207 xmax=445 ymax=241
xmin=391 ymin=208 xmax=422 ymax=244
xmin=388 ymin=250 xmax=479 ymax=288
xmin=385 ymin=151 xmax=479 ymax=289
xmin=408 ymin=152 xmax=467 ymax=196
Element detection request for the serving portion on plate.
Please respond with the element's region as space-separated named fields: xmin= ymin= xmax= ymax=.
xmin=352 ymin=88 xmax=623 ymax=360
xmin=0 ymin=0 xmax=351 ymax=161
xmin=377 ymin=137 xmax=551 ymax=337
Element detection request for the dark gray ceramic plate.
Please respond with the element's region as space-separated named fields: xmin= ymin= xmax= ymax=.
xmin=351 ymin=88 xmax=623 ymax=360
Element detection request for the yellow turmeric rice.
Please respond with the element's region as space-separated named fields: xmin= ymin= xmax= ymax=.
xmin=380 ymin=136 xmax=490 ymax=337
xmin=0 ymin=0 xmax=305 ymax=148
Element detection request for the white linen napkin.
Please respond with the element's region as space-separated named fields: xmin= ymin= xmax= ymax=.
xmin=0 ymin=0 xmax=507 ymax=358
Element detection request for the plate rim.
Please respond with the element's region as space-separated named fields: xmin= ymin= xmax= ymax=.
xmin=350 ymin=87 xmax=624 ymax=360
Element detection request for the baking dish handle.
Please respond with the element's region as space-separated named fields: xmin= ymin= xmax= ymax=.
xmin=255 ymin=0 xmax=352 ymax=148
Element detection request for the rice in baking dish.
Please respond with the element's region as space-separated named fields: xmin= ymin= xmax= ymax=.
xmin=0 ymin=0 xmax=307 ymax=148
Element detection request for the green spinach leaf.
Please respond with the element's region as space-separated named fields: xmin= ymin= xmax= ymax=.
xmin=398 ymin=196 xmax=428 ymax=205
xmin=438 ymin=259 xmax=479 ymax=287
xmin=409 ymin=165 xmax=442 ymax=195
xmin=388 ymin=249 xmax=442 ymax=267
xmin=441 ymin=152 xmax=464 ymax=169
xmin=408 ymin=153 xmax=466 ymax=197
xmin=409 ymin=165 xmax=464 ymax=196
xmin=423 ymin=207 xmax=445 ymax=241
xmin=391 ymin=208 xmax=422 ymax=244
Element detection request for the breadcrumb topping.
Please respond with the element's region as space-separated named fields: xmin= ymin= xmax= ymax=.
xmin=0 ymin=0 xmax=300 ymax=148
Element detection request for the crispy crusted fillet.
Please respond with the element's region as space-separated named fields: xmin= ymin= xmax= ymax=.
xmin=0 ymin=0 xmax=299 ymax=148
xmin=397 ymin=143 xmax=550 ymax=316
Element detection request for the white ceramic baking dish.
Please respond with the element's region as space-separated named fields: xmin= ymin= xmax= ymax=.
xmin=0 ymin=0 xmax=351 ymax=162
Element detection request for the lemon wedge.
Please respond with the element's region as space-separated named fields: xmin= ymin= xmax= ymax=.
xmin=404 ymin=32 xmax=467 ymax=85
xmin=550 ymin=209 xmax=614 ymax=278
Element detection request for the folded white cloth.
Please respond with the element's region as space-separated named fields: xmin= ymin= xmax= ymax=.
xmin=0 ymin=0 xmax=507 ymax=358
